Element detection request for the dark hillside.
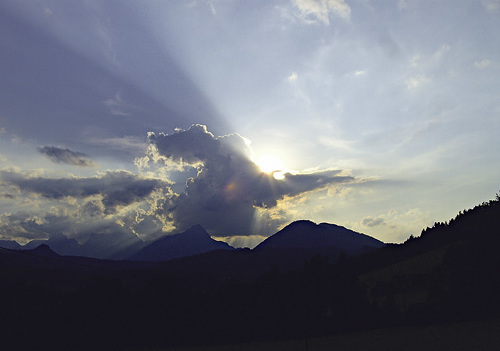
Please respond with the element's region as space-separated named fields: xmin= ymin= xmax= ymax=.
xmin=0 ymin=194 xmax=499 ymax=350
xmin=356 ymin=194 xmax=500 ymax=326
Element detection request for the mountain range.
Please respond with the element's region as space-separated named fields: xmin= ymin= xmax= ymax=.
xmin=1 ymin=194 xmax=499 ymax=350
xmin=0 ymin=220 xmax=384 ymax=263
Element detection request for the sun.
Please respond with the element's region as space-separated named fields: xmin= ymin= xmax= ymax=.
xmin=255 ymin=155 xmax=285 ymax=180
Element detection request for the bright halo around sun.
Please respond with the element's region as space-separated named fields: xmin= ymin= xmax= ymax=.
xmin=255 ymin=155 xmax=285 ymax=180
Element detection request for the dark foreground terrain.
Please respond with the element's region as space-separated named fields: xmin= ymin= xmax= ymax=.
xmin=168 ymin=318 xmax=500 ymax=351
xmin=1 ymin=194 xmax=499 ymax=350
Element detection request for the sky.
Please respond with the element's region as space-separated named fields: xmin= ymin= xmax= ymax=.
xmin=1 ymin=0 xmax=499 ymax=248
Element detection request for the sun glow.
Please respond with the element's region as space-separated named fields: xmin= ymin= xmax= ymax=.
xmin=255 ymin=155 xmax=285 ymax=180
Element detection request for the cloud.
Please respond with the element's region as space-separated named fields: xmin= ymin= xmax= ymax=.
xmin=0 ymin=212 xmax=48 ymax=241
xmin=43 ymin=6 xmax=53 ymax=17
xmin=292 ymin=0 xmax=351 ymax=24
xmin=474 ymin=59 xmax=492 ymax=69
xmin=0 ymin=168 xmax=176 ymax=245
xmin=482 ymin=0 xmax=500 ymax=11
xmin=362 ymin=216 xmax=386 ymax=227
xmin=288 ymin=72 xmax=298 ymax=82
xmin=146 ymin=124 xmax=355 ymax=235
xmin=410 ymin=54 xmax=420 ymax=67
xmin=0 ymin=170 xmax=169 ymax=213
xmin=397 ymin=0 xmax=409 ymax=10
xmin=102 ymin=91 xmax=131 ymax=116
xmin=405 ymin=75 xmax=431 ymax=90
xmin=433 ymin=44 xmax=451 ymax=60
xmin=0 ymin=125 xmax=359 ymax=243
xmin=0 ymin=208 xmax=154 ymax=254
xmin=89 ymin=135 xmax=149 ymax=154
xmin=37 ymin=146 xmax=95 ymax=167
xmin=208 ymin=1 xmax=217 ymax=15
xmin=147 ymin=124 xmax=221 ymax=166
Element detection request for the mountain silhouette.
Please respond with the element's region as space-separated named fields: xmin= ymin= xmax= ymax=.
xmin=154 ymin=221 xmax=386 ymax=281
xmin=26 ymin=244 xmax=61 ymax=258
xmin=1 ymin=220 xmax=383 ymax=261
xmin=79 ymin=231 xmax=143 ymax=260
xmin=0 ymin=232 xmax=141 ymax=259
xmin=131 ymin=224 xmax=234 ymax=262
xmin=0 ymin=240 xmax=22 ymax=250
xmin=1 ymin=194 xmax=500 ymax=350
xmin=255 ymin=220 xmax=384 ymax=254
xmin=22 ymin=233 xmax=82 ymax=256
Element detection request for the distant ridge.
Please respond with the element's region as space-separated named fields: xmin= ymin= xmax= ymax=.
xmin=0 ymin=221 xmax=383 ymax=261
xmin=26 ymin=244 xmax=60 ymax=258
xmin=131 ymin=224 xmax=235 ymax=262
xmin=0 ymin=240 xmax=22 ymax=250
xmin=255 ymin=220 xmax=384 ymax=254
xmin=80 ymin=231 xmax=143 ymax=260
xmin=23 ymin=233 xmax=82 ymax=256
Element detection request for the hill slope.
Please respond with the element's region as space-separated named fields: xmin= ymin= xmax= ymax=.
xmin=354 ymin=194 xmax=500 ymax=324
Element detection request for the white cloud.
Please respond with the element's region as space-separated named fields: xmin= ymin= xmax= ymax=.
xmin=102 ymin=91 xmax=131 ymax=116
xmin=319 ymin=136 xmax=353 ymax=151
xmin=397 ymin=0 xmax=409 ymax=10
xmin=474 ymin=59 xmax=492 ymax=69
xmin=288 ymin=71 xmax=298 ymax=82
xmin=482 ymin=0 xmax=500 ymax=11
xmin=405 ymin=75 xmax=431 ymax=90
xmin=44 ymin=6 xmax=53 ymax=17
xmin=89 ymin=136 xmax=148 ymax=154
xmin=433 ymin=44 xmax=451 ymax=59
xmin=209 ymin=1 xmax=217 ymax=15
xmin=410 ymin=54 xmax=420 ymax=67
xmin=357 ymin=208 xmax=432 ymax=243
xmin=292 ymin=0 xmax=351 ymax=24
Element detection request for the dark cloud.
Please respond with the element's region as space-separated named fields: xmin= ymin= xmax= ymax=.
xmin=0 ymin=186 xmax=172 ymax=246
xmin=362 ymin=217 xmax=386 ymax=227
xmin=0 ymin=212 xmax=48 ymax=241
xmin=147 ymin=124 xmax=220 ymax=165
xmin=0 ymin=125 xmax=358 ymax=244
xmin=0 ymin=170 xmax=169 ymax=212
xmin=37 ymin=146 xmax=95 ymax=167
xmin=147 ymin=124 xmax=355 ymax=235
xmin=0 ymin=210 xmax=147 ymax=257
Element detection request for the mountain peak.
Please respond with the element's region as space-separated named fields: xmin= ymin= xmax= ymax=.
xmin=189 ymin=224 xmax=206 ymax=230
xmin=131 ymin=225 xmax=234 ymax=262
xmin=182 ymin=224 xmax=210 ymax=237
xmin=285 ymin=220 xmax=317 ymax=228
xmin=27 ymin=244 xmax=60 ymax=258
xmin=255 ymin=220 xmax=384 ymax=253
